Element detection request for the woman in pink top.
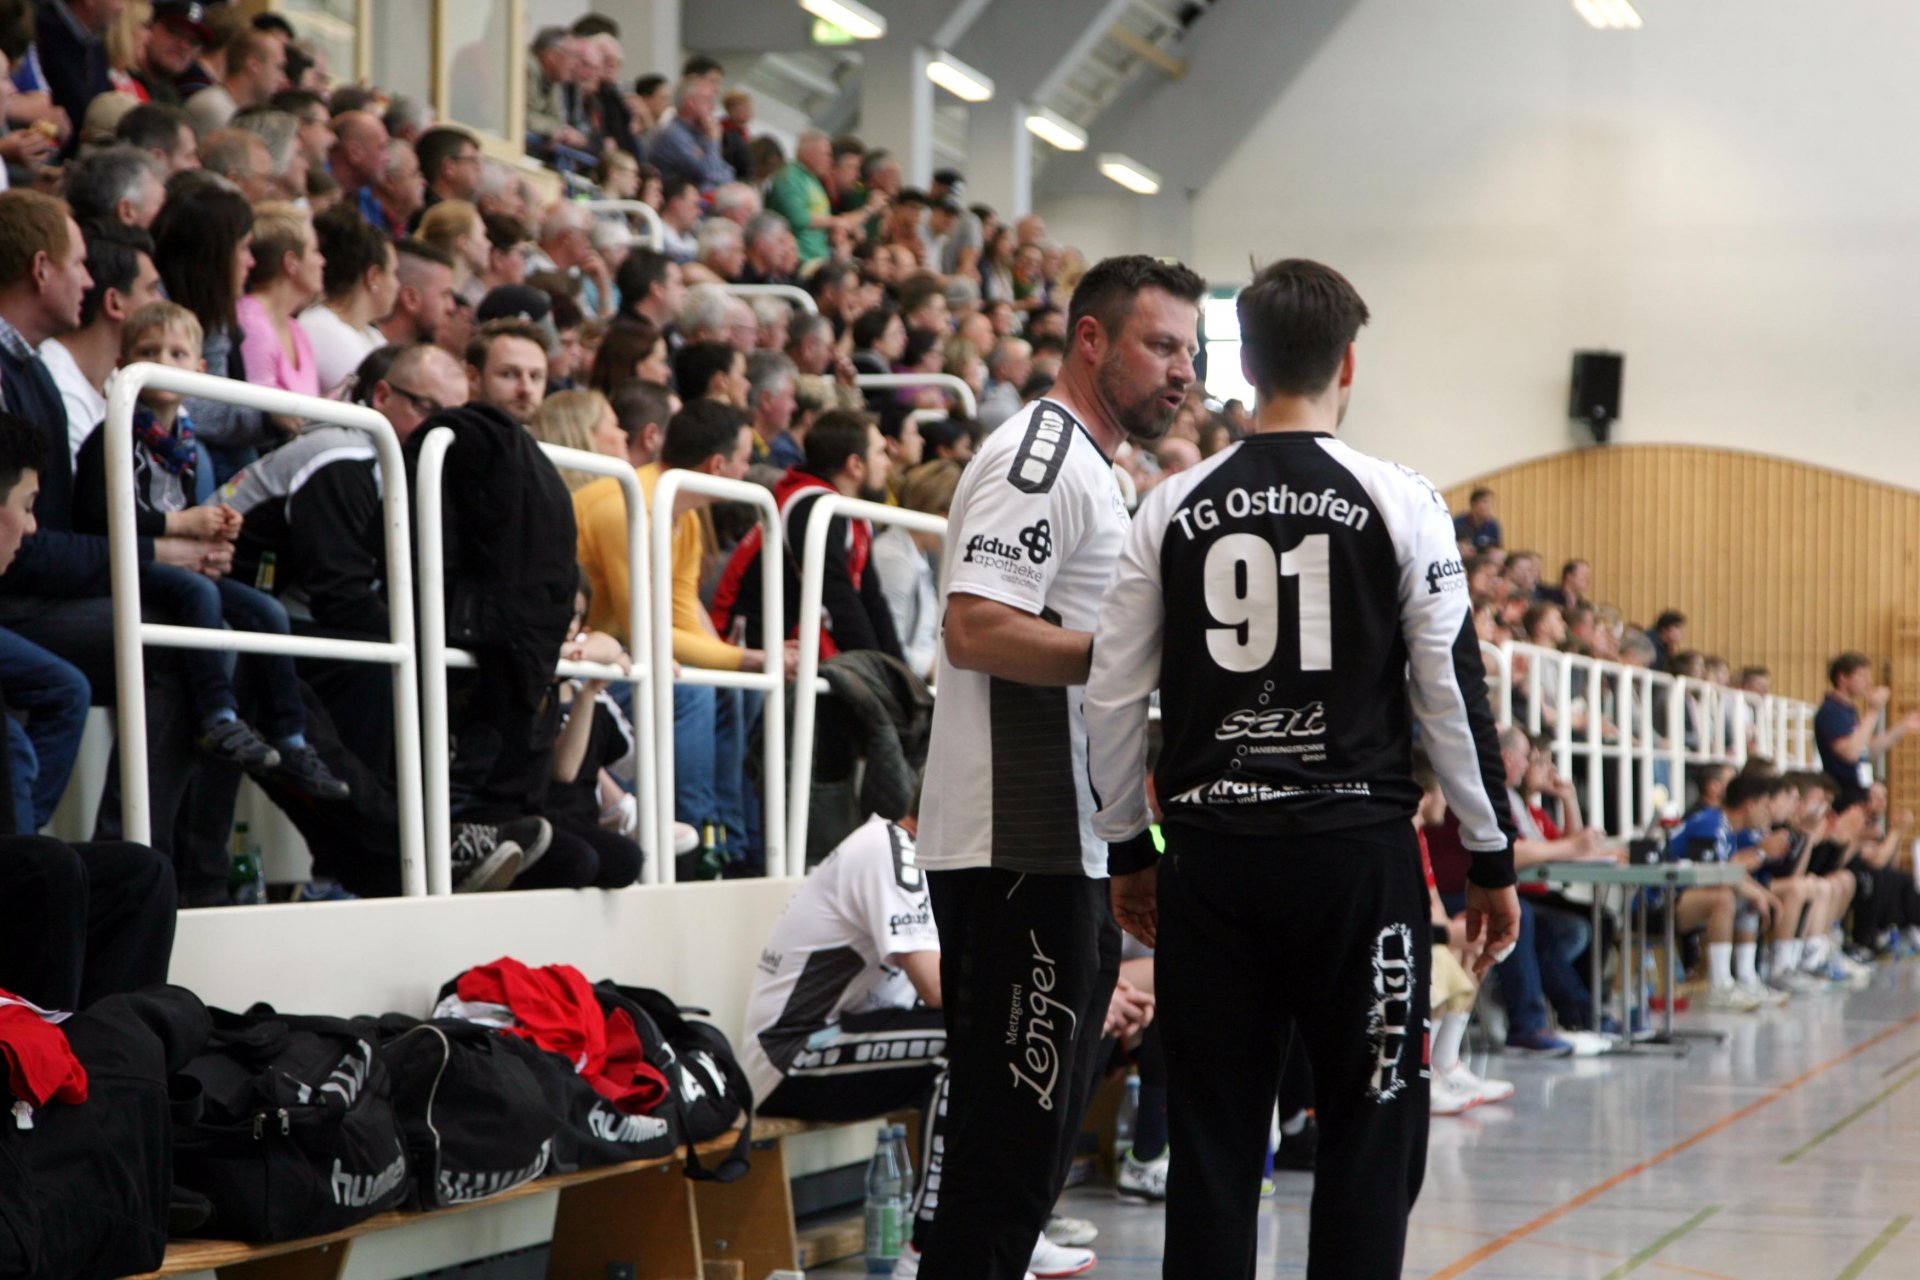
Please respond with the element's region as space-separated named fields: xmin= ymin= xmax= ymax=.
xmin=236 ymin=202 xmax=326 ymax=398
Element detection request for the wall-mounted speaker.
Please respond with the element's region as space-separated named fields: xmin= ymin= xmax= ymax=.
xmin=1570 ymin=351 xmax=1623 ymax=443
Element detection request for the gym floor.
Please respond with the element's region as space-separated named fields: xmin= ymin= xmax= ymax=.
xmin=819 ymin=962 xmax=1920 ymax=1278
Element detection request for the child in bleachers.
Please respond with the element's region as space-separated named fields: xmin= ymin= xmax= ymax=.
xmin=73 ymin=301 xmax=347 ymax=800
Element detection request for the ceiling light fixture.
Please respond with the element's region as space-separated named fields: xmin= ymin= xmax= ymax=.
xmin=1024 ymin=106 xmax=1088 ymax=152
xmin=1573 ymin=0 xmax=1642 ymax=30
xmin=799 ymin=0 xmax=886 ymax=40
xmin=927 ymin=50 xmax=994 ymax=102
xmin=1098 ymin=153 xmax=1161 ymax=195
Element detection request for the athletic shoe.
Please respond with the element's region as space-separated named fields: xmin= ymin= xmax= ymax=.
xmin=290 ymin=880 xmax=357 ymax=902
xmin=1274 ymin=1115 xmax=1319 ymax=1170
xmin=198 ymin=717 xmax=280 ymax=772
xmin=1703 ymin=984 xmax=1762 ymax=1011
xmin=1563 ymin=1030 xmax=1612 ymax=1057
xmin=1429 ymin=1069 xmax=1478 ymax=1116
xmin=1768 ymin=971 xmax=1826 ymax=997
xmin=672 ymin=821 xmax=700 ymax=855
xmin=1445 ymin=1061 xmax=1515 ymax=1105
xmin=1045 ymin=1216 xmax=1098 ymax=1248
xmin=268 ymin=744 xmax=350 ymax=800
xmin=1503 ymin=1029 xmax=1575 ymax=1057
xmin=1258 ymin=1175 xmax=1276 ymax=1198
xmin=1745 ymin=978 xmax=1791 ymax=1005
xmin=1116 ymin=1148 xmax=1168 ymax=1200
xmin=891 ymin=1245 xmax=1035 ymax=1280
xmin=1029 ymin=1233 xmax=1095 ymax=1277
xmin=1824 ymin=955 xmax=1873 ymax=988
xmin=449 ymin=823 xmax=526 ymax=893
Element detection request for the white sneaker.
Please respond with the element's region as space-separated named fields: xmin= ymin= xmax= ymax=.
xmin=1562 ymin=1030 xmax=1613 ymax=1057
xmin=1116 ymin=1147 xmax=1168 ymax=1201
xmin=1430 ymin=1069 xmax=1477 ymax=1116
xmin=1704 ymin=984 xmax=1762 ymax=1011
xmin=1030 ymin=1232 xmax=1096 ymax=1277
xmin=1446 ymin=1062 xmax=1515 ymax=1106
xmin=892 ymin=1244 xmax=920 ymax=1280
xmin=1046 ymin=1216 xmax=1098 ymax=1247
xmin=1770 ymin=971 xmax=1823 ymax=997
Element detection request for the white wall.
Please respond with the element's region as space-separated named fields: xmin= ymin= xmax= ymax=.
xmin=1145 ymin=0 xmax=1920 ymax=491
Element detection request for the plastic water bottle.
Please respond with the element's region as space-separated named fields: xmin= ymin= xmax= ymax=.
xmin=1114 ymin=1075 xmax=1141 ymax=1161
xmin=863 ymin=1125 xmax=907 ymax=1273
xmin=890 ymin=1122 xmax=915 ymax=1201
xmin=227 ymin=822 xmax=266 ymax=904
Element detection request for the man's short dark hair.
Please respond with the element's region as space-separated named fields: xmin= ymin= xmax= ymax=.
xmin=1561 ymin=559 xmax=1586 ymax=581
xmin=1829 ymin=651 xmax=1871 ymax=687
xmin=609 ymin=378 xmax=674 ymax=441
xmin=682 ymin=54 xmax=724 ymax=79
xmin=415 ymin=126 xmax=477 ymax=187
xmin=315 ymin=205 xmax=390 ymax=298
xmin=615 ymin=249 xmax=672 ymax=314
xmin=659 ymin=175 xmax=698 ymax=208
xmin=851 ymin=306 xmax=898 ymax=352
xmin=482 ymin=211 xmax=530 ymax=252
xmin=78 ymin=219 xmax=153 ymax=328
xmin=1067 ymin=254 xmax=1207 ymax=351
xmin=1470 ymin=486 xmax=1493 ymax=503
xmin=634 ymin=73 xmax=668 ymax=99
xmin=395 ymin=237 xmax=456 ymax=272
xmin=270 ymin=88 xmax=326 ymax=118
xmin=673 ymin=341 xmax=737 ymax=400
xmin=661 ymin=398 xmax=745 ymax=470
xmin=1725 ymin=772 xmax=1774 ymax=811
xmin=1740 ymin=665 xmax=1771 ymax=684
xmin=0 ymin=412 xmax=45 ymax=501
xmin=1235 ymin=258 xmax=1368 ymax=399
xmin=466 ymin=317 xmax=550 ymax=370
xmin=571 ymin=13 xmax=619 ymax=37
xmin=1653 ymin=610 xmax=1686 ymax=634
xmin=804 ymin=410 xmax=872 ymax=479
xmin=807 ymin=260 xmax=856 ymax=299
xmin=251 ymin=12 xmax=296 ymax=38
xmin=114 ymin=102 xmax=193 ymax=155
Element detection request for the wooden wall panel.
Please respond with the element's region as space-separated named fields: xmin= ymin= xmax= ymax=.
xmin=1443 ymin=445 xmax=1920 ymax=804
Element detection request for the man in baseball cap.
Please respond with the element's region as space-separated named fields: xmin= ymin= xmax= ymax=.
xmin=136 ymin=3 xmax=214 ymax=105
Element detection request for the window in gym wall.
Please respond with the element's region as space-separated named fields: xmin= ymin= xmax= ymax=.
xmin=444 ymin=0 xmax=514 ymax=142
xmin=1202 ymin=288 xmax=1255 ymax=407
xmin=369 ymin=0 xmax=433 ymax=106
xmin=278 ymin=0 xmax=357 ymax=88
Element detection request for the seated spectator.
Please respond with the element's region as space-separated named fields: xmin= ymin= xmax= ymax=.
xmin=674 ymin=340 xmax=747 ymax=409
xmin=529 ymin=202 xmax=615 ymax=320
xmin=1536 ymin=557 xmax=1589 ymax=608
xmin=941 ymin=336 xmax=985 ymax=407
xmin=745 ymin=350 xmax=799 ymax=466
xmin=899 ymin=273 xmax=951 ymax=336
xmin=768 ymin=131 xmax=858 ymax=265
xmin=710 ymin=180 xmax=762 ymax=227
xmin=375 ymin=239 xmax=459 ymax=350
xmin=653 ymin=174 xmax=702 ymax=263
xmin=1453 ymin=486 xmax=1501 ymax=553
xmin=608 ymin=377 xmax=677 ymax=471
xmin=851 ymin=307 xmax=907 ymax=414
xmin=787 ymin=312 xmax=862 ymax=414
xmin=200 ymin=126 xmax=278 ymax=204
xmin=328 ymin=109 xmax=392 ymax=232
xmin=977 ymin=337 xmax=1030 ymax=428
xmin=544 ymin=581 xmax=646 ymax=879
xmin=615 ymin=248 xmax=686 ymax=335
xmin=114 ymin=100 xmax=200 ymax=172
xmin=738 ymin=213 xmax=798 ymax=286
xmin=64 ymin=145 xmax=166 ymax=229
xmin=271 ymin=88 xmax=334 ymax=172
xmin=718 ymin=88 xmax=754 ymax=183
xmin=1649 ymin=609 xmax=1686 ymax=672
xmin=415 ymin=199 xmax=490 ymax=299
xmin=411 ymin=125 xmax=481 ymax=229
xmin=693 ymin=218 xmax=745 ymax=283
xmin=874 ymin=459 xmax=961 ymax=681
xmin=185 ymin=25 xmax=285 ymax=133
xmin=752 ymin=297 xmax=792 ymax=352
xmin=461 ymin=210 xmax=531 ymax=307
xmin=587 ymin=317 xmax=671 ymax=396
xmin=651 ymin=78 xmax=733 ymax=195
xmin=73 ymin=300 xmax=347 ymax=799
xmin=528 ymin=388 xmax=626 ymax=484
xmin=134 ymin=2 xmax=212 ymax=106
xmin=382 ymin=94 xmax=434 ymax=146
xmin=711 ymin=411 xmax=903 ymax=663
xmin=372 ymin=139 xmax=425 ymax=237
xmin=236 ymin=202 xmax=324 ymax=397
xmin=24 ymin=0 xmax=110 ymax=157
xmin=231 ymin=107 xmax=311 ymax=205
xmin=919 ymin=415 xmax=973 ymax=464
xmin=300 ymin=206 xmax=396 ymax=397
xmin=1669 ymin=771 xmax=1794 ymax=1009
xmin=525 ymin=27 xmax=590 ymax=159
xmin=464 ymin=317 xmax=549 ymax=424
xmin=43 ymin=220 xmax=162 ymax=468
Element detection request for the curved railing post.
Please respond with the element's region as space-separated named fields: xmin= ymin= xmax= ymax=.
xmin=788 ymin=495 xmax=947 ymax=873
xmin=103 ymin=363 xmax=427 ymax=894
xmin=853 ymin=372 xmax=980 ymax=419
xmin=719 ymin=282 xmax=820 ymax=315
xmin=579 ymin=198 xmax=667 ymax=252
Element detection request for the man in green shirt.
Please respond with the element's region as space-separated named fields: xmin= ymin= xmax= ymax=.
xmin=768 ymin=130 xmax=863 ymax=265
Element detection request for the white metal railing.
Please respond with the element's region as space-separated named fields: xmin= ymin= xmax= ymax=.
xmin=1489 ymin=640 xmax=1818 ymax=839
xmin=787 ymin=496 xmax=947 ymax=874
xmin=854 ymin=372 xmax=980 ymax=419
xmin=651 ymin=472 xmax=787 ymax=882
xmin=415 ymin=431 xmax=659 ymax=892
xmin=579 ymin=198 xmax=666 ymax=252
xmin=103 ymin=365 xmax=429 ymax=893
xmin=721 ymin=283 xmax=819 ymax=316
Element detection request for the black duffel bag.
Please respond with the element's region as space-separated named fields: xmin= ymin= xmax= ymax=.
xmin=173 ymin=1005 xmax=409 ymax=1241
xmin=358 ymin=1015 xmax=558 ymax=1208
xmin=596 ymin=984 xmax=753 ymax=1182
xmin=0 ymin=986 xmax=209 ymax=1280
xmin=493 ymin=1030 xmax=680 ymax=1173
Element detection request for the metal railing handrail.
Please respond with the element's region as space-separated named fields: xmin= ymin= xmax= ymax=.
xmin=104 ymin=364 xmax=429 ymax=893
xmin=651 ymin=470 xmax=788 ymax=883
xmin=720 ymin=283 xmax=819 ymax=316
xmin=415 ymin=430 xmax=659 ymax=892
xmin=853 ymin=372 xmax=980 ymax=419
xmin=578 ymin=198 xmax=667 ymax=253
xmin=787 ymin=496 xmax=947 ymax=873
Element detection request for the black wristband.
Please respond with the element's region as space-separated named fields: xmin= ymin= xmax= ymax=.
xmin=1107 ymin=830 xmax=1159 ymax=876
xmin=1431 ymin=921 xmax=1453 ymax=950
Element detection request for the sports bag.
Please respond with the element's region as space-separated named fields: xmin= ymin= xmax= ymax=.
xmin=596 ymin=984 xmax=753 ymax=1182
xmin=495 ymin=1031 xmax=680 ymax=1173
xmin=358 ymin=1015 xmax=558 ymax=1208
xmin=172 ymin=1005 xmax=409 ymax=1242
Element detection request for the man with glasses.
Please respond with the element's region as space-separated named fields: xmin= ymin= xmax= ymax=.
xmin=412 ymin=126 xmax=483 ymax=230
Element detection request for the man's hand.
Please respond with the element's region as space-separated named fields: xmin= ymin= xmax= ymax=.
xmin=1103 ymin=977 xmax=1154 ymax=1039
xmin=1870 ymin=685 xmax=1893 ymax=710
xmin=1463 ymin=882 xmax=1521 ymax=980
xmin=153 ymin=536 xmax=233 ymax=578
xmin=199 ymin=540 xmax=234 ymax=580
xmin=1110 ymin=864 xmax=1158 ymax=949
xmin=167 ymin=506 xmax=230 ymax=540
xmin=562 ymin=629 xmax=631 ymax=677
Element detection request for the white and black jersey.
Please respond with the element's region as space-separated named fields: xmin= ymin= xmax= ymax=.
xmin=1087 ymin=432 xmax=1516 ymax=887
xmin=919 ymin=398 xmax=1130 ymax=880
xmin=740 ymin=816 xmax=942 ymax=1103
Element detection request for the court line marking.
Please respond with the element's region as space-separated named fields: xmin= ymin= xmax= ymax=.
xmin=1596 ymin=1206 xmax=1720 ymax=1280
xmin=1780 ymin=1066 xmax=1920 ymax=1164
xmin=1879 ymin=1047 xmax=1920 ymax=1078
xmin=1424 ymin=1009 xmax=1920 ymax=1279
xmin=1835 ymin=1215 xmax=1912 ymax=1280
